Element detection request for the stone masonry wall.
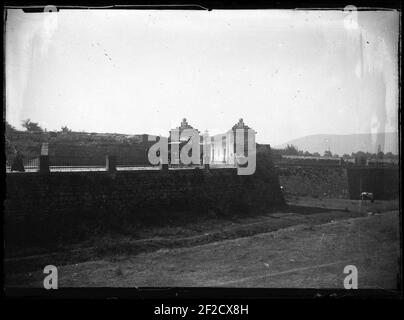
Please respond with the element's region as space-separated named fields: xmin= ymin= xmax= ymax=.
xmin=278 ymin=165 xmax=349 ymax=198
xmin=5 ymin=164 xmax=285 ymax=247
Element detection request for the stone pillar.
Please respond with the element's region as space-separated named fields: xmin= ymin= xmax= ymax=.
xmin=106 ymin=155 xmax=117 ymax=172
xmin=39 ymin=155 xmax=50 ymax=173
xmin=160 ymin=163 xmax=169 ymax=171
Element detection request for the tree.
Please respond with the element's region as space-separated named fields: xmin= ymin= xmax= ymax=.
xmin=324 ymin=150 xmax=332 ymax=157
xmin=352 ymin=151 xmax=366 ymax=158
xmin=5 ymin=121 xmax=16 ymax=133
xmin=352 ymin=151 xmax=367 ymax=165
xmin=384 ymin=152 xmax=397 ymax=160
xmin=284 ymin=144 xmax=300 ymax=156
xmin=61 ymin=125 xmax=72 ymax=133
xmin=21 ymin=119 xmax=43 ymax=132
xmin=377 ymin=144 xmax=384 ymax=159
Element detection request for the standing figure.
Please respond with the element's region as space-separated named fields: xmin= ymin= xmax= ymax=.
xmin=11 ymin=149 xmax=25 ymax=172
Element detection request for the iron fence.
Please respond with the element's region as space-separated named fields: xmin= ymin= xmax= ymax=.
xmin=6 ymin=156 xmax=39 ymax=172
xmin=6 ymin=153 xmax=237 ymax=173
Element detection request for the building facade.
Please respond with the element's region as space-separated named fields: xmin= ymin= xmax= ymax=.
xmin=168 ymin=118 xmax=256 ymax=166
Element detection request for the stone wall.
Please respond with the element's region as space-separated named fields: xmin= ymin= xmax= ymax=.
xmin=5 ymin=161 xmax=284 ymax=248
xmin=277 ymin=165 xmax=399 ymax=200
xmin=346 ymin=167 xmax=399 ymax=200
xmin=277 ymin=165 xmax=349 ymax=198
xmin=5 ymin=130 xmax=158 ymax=166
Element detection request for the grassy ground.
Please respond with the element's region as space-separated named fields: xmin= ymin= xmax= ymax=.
xmin=5 ymin=197 xmax=400 ymax=288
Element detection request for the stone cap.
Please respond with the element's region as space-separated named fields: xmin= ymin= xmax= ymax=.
xmin=231 ymin=118 xmax=256 ymax=133
xmin=172 ymin=118 xmax=200 ymax=134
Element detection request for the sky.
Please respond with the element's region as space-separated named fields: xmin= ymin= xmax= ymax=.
xmin=5 ymin=9 xmax=400 ymax=145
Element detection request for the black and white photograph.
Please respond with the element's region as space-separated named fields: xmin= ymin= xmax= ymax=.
xmin=3 ymin=1 xmax=401 ymax=300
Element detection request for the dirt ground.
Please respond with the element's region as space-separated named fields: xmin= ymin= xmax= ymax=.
xmin=5 ymin=197 xmax=401 ymax=288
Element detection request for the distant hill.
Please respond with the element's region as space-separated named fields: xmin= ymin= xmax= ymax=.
xmin=275 ymin=132 xmax=399 ymax=156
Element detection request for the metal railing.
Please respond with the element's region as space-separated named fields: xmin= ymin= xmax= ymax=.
xmin=6 ymin=156 xmax=39 ymax=172
xmin=6 ymin=153 xmax=238 ymax=173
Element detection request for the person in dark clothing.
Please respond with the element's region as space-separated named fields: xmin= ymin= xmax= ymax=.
xmin=11 ymin=150 xmax=25 ymax=172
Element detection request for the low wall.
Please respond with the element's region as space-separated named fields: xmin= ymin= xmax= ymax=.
xmin=347 ymin=167 xmax=399 ymax=200
xmin=277 ymin=165 xmax=349 ymax=198
xmin=277 ymin=165 xmax=399 ymax=200
xmin=5 ymin=158 xmax=284 ymax=248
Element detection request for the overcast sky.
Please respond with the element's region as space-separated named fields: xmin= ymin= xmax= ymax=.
xmin=5 ymin=9 xmax=399 ymax=145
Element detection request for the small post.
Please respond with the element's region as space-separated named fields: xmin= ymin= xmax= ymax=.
xmin=159 ymin=155 xmax=168 ymax=171
xmin=39 ymin=142 xmax=50 ymax=173
xmin=106 ymin=155 xmax=117 ymax=172
xmin=39 ymin=155 xmax=50 ymax=173
xmin=203 ymin=151 xmax=210 ymax=171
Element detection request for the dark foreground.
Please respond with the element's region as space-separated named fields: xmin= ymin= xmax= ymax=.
xmin=5 ymin=197 xmax=400 ymax=288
